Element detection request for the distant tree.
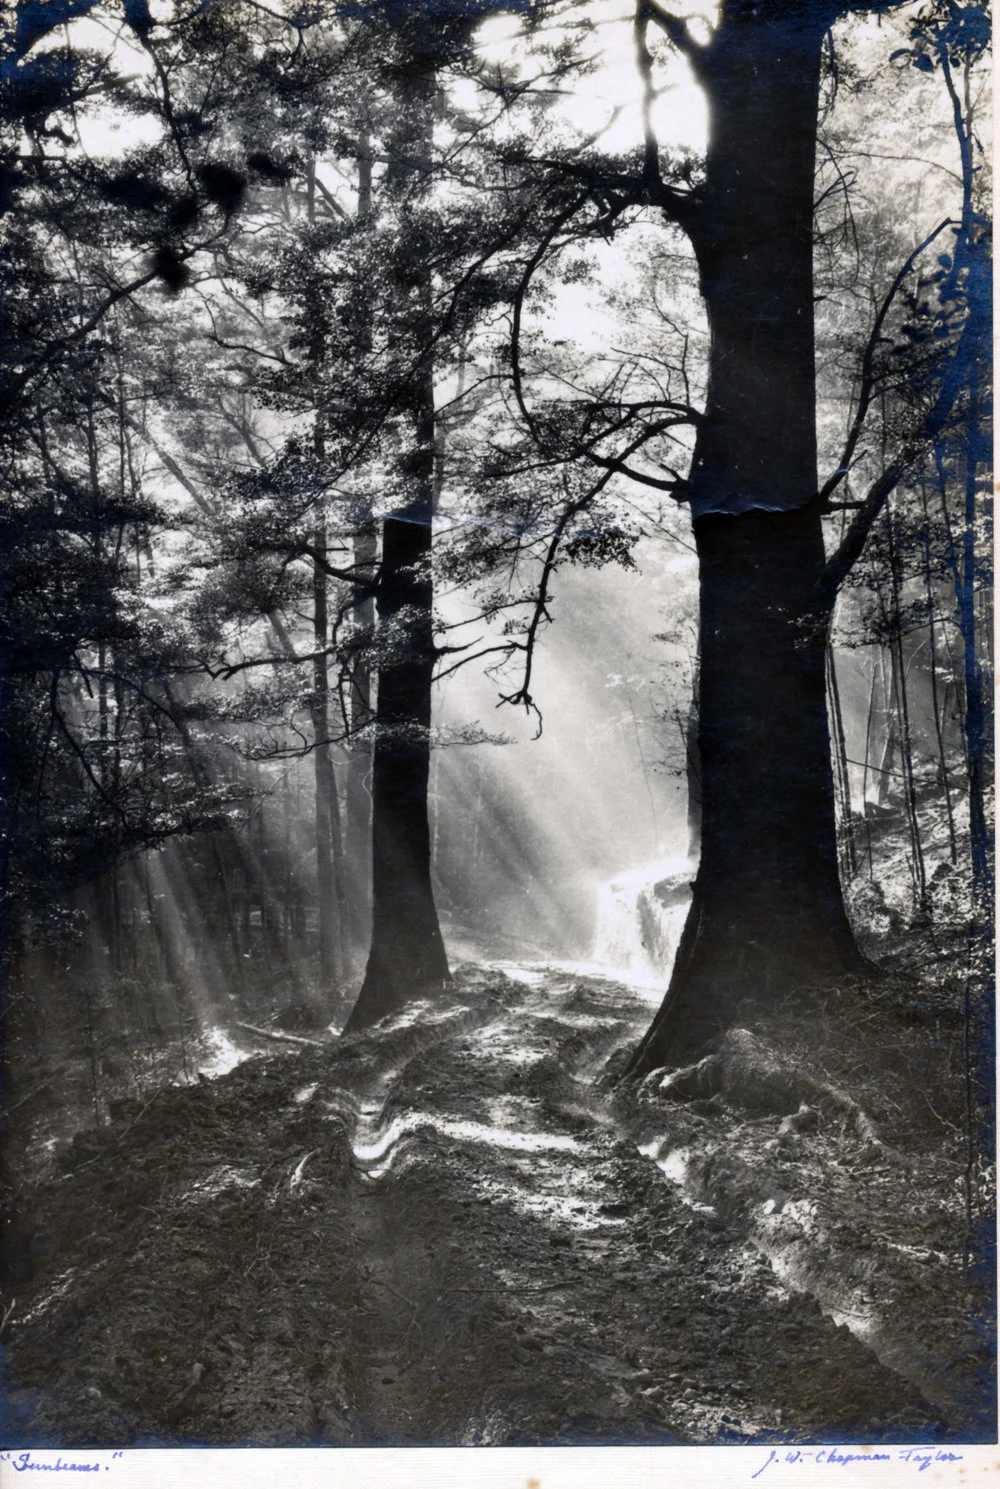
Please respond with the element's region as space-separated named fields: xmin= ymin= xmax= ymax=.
xmin=0 ymin=0 xmax=271 ymax=947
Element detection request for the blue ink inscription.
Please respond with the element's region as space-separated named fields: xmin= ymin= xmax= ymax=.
xmin=0 ymin=1452 xmax=109 ymax=1473
xmin=752 ymin=1446 xmax=965 ymax=1478
xmin=897 ymin=1447 xmax=965 ymax=1472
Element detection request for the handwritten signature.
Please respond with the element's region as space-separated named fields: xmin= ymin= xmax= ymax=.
xmin=0 ymin=1452 xmax=125 ymax=1473
xmin=753 ymin=1446 xmax=964 ymax=1477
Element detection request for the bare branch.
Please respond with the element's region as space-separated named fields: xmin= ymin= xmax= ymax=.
xmin=312 ymin=174 xmax=350 ymax=221
xmin=817 ymin=218 xmax=954 ymax=510
xmin=821 ymin=300 xmax=978 ymax=601
xmin=643 ymin=0 xmax=711 ymax=77
xmin=634 ymin=2 xmax=663 ymax=198
xmin=821 ymin=454 xmax=911 ymax=602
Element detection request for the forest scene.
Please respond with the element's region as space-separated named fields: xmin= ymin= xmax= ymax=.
xmin=0 ymin=0 xmax=994 ymax=1451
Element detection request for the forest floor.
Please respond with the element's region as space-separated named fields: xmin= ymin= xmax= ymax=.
xmin=0 ymin=953 xmax=994 ymax=1447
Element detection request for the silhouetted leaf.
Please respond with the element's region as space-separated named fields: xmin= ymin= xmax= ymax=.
xmin=152 ymin=244 xmax=190 ymax=291
xmin=247 ymin=151 xmax=294 ymax=183
xmin=197 ymin=162 xmax=247 ymax=215
xmin=121 ymin=0 xmax=152 ymax=36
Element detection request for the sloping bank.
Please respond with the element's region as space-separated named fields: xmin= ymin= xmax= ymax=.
xmin=605 ymin=1018 xmax=993 ymax=1435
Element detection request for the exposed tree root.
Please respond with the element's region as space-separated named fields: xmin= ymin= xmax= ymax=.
xmin=236 ymin=1021 xmax=330 ymax=1049
xmin=648 ymin=1028 xmax=881 ymax=1147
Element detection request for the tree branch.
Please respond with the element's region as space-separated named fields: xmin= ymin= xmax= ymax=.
xmin=510 ymin=193 xmax=591 ymax=442
xmin=817 ymin=218 xmax=954 ymax=510
xmin=821 ymin=301 xmax=978 ymax=602
xmin=643 ymin=0 xmax=711 ymax=78
xmin=7 ymin=227 xmax=227 ymax=409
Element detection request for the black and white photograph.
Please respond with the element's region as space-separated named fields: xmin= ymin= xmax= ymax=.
xmin=0 ymin=0 xmax=994 ymax=1460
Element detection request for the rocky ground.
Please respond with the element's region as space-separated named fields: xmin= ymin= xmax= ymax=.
xmin=0 ymin=960 xmax=994 ymax=1446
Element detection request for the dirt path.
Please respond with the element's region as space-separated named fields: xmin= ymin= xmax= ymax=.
xmin=0 ymin=965 xmax=989 ymax=1445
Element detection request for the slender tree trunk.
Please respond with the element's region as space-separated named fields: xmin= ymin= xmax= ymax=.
xmin=885 ymin=507 xmax=928 ymax=913
xmin=343 ymin=128 xmax=375 ymax=966
xmin=861 ymin=656 xmax=879 ymax=876
xmin=936 ymin=441 xmax=992 ymax=918
xmin=627 ymin=4 xmax=865 ymax=1075
xmin=957 ymin=410 xmax=992 ymax=923
xmin=875 ymin=652 xmax=898 ymax=812
xmin=827 ymin=647 xmax=857 ymax=880
xmin=920 ymin=484 xmax=958 ymax=863
xmin=311 ymin=519 xmax=344 ymax=991
xmin=345 ymin=526 xmax=376 ymax=959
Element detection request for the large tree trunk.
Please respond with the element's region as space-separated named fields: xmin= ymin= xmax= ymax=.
xmin=343 ymin=65 xmax=450 ymax=1032
xmin=627 ymin=2 xmax=865 ymax=1076
xmin=628 ymin=510 xmax=865 ymax=1073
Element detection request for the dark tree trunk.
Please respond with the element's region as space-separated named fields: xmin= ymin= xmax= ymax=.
xmin=311 ymin=520 xmax=345 ymax=992
xmin=344 ymin=444 xmax=450 ymax=1029
xmin=827 ymin=647 xmax=858 ymax=880
xmin=629 ymin=510 xmax=864 ymax=1072
xmin=343 ymin=138 xmax=376 ymax=967
xmin=957 ymin=412 xmax=992 ymax=925
xmin=345 ymin=525 xmax=376 ymax=961
xmin=628 ymin=2 xmax=866 ymax=1076
xmin=885 ymin=505 xmax=928 ymax=912
xmin=920 ymin=484 xmax=958 ymax=864
xmin=0 ymin=644 xmax=13 ymax=967
xmin=343 ymin=64 xmax=450 ymax=1031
